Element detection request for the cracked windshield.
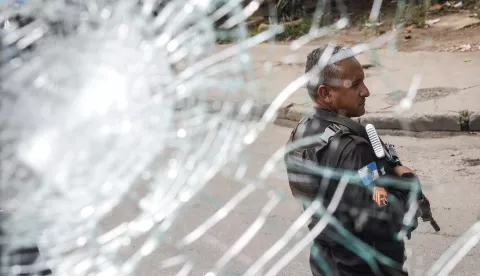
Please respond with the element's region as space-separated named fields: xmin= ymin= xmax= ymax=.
xmin=1 ymin=0 xmax=480 ymax=275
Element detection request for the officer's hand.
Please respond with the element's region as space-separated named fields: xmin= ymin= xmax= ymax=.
xmin=392 ymin=165 xmax=417 ymax=177
xmin=392 ymin=166 xmax=424 ymax=203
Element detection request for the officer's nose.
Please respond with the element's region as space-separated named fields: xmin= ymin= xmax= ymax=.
xmin=360 ymin=83 xmax=370 ymax=97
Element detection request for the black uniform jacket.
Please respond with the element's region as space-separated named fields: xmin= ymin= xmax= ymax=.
xmin=285 ymin=108 xmax=419 ymax=276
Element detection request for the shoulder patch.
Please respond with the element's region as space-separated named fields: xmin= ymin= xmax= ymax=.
xmin=358 ymin=161 xmax=379 ymax=186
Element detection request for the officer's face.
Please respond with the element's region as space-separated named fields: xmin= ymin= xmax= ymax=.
xmin=322 ymin=57 xmax=370 ymax=118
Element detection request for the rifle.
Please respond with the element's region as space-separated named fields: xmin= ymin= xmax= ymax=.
xmin=416 ymin=194 xmax=441 ymax=231
xmin=366 ymin=124 xmax=441 ymax=232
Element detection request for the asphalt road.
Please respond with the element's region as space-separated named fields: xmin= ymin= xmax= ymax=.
xmin=99 ymin=124 xmax=480 ymax=276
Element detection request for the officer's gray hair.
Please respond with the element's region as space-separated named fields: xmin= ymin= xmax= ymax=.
xmin=305 ymin=45 xmax=352 ymax=102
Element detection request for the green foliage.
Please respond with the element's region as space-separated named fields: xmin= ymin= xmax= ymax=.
xmin=275 ymin=17 xmax=312 ymax=40
xmin=248 ymin=27 xmax=261 ymax=38
xmin=403 ymin=4 xmax=427 ymax=27
xmin=460 ymin=109 xmax=470 ymax=131
xmin=247 ymin=17 xmax=312 ymax=41
xmin=460 ymin=110 xmax=470 ymax=125
xmin=275 ymin=0 xmax=305 ymax=22
xmin=464 ymin=0 xmax=480 ymax=6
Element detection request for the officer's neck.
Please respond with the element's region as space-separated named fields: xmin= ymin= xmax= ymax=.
xmin=314 ymin=103 xmax=350 ymax=118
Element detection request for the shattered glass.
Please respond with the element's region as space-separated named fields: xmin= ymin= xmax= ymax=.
xmin=0 ymin=0 xmax=478 ymax=275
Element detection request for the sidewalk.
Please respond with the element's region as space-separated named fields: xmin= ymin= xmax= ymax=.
xmin=215 ymin=44 xmax=480 ymax=131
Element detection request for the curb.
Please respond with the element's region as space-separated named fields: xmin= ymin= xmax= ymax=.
xmin=469 ymin=112 xmax=480 ymax=131
xmin=275 ymin=104 xmax=480 ymax=132
xmin=193 ymin=99 xmax=479 ymax=132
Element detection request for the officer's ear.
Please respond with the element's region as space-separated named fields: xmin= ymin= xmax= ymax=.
xmin=317 ymin=85 xmax=333 ymax=104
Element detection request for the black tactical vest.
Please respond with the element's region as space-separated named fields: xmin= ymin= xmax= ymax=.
xmin=284 ymin=110 xmax=369 ymax=204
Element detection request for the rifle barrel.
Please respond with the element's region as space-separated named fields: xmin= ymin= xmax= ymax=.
xmin=430 ymin=219 xmax=440 ymax=232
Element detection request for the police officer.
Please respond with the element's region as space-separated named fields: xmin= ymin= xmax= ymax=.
xmin=284 ymin=45 xmax=425 ymax=276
